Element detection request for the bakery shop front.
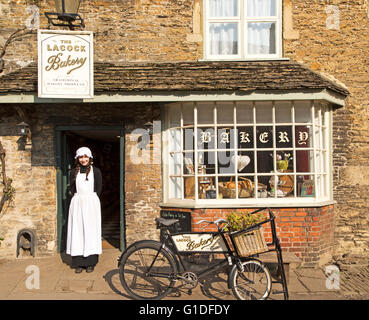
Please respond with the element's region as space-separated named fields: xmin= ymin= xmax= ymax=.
xmin=0 ymin=60 xmax=348 ymax=265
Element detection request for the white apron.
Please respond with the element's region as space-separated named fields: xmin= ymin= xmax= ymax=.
xmin=66 ymin=167 xmax=102 ymax=257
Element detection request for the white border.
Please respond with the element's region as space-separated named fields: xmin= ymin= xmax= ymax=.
xmin=37 ymin=29 xmax=94 ymax=99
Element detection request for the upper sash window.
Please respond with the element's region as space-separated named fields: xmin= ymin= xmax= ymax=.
xmin=204 ymin=0 xmax=282 ymax=60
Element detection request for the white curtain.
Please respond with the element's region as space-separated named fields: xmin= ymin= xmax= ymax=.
xmin=210 ymin=23 xmax=238 ymax=55
xmin=247 ymin=22 xmax=275 ymax=54
xmin=247 ymin=0 xmax=276 ymax=17
xmin=209 ymin=0 xmax=237 ymax=17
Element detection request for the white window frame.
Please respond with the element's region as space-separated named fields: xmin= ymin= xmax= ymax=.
xmin=162 ymin=100 xmax=333 ymax=207
xmin=203 ymin=0 xmax=283 ymax=60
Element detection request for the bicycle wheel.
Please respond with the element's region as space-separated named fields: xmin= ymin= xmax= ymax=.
xmin=119 ymin=240 xmax=178 ymax=300
xmin=230 ymin=259 xmax=272 ymax=300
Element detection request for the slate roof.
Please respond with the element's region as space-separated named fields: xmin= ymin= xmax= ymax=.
xmin=0 ymin=60 xmax=349 ymax=97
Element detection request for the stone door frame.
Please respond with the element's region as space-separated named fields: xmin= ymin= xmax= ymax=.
xmin=55 ymin=125 xmax=126 ymax=252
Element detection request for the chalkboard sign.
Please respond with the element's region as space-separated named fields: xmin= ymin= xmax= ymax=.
xmin=160 ymin=210 xmax=192 ymax=233
xmin=160 ymin=210 xmax=192 ymax=247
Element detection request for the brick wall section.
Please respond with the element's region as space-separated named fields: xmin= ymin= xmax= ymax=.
xmin=164 ymin=205 xmax=335 ymax=266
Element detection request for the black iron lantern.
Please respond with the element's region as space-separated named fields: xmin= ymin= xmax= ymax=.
xmin=45 ymin=0 xmax=85 ymax=30
xmin=17 ymin=122 xmax=30 ymax=137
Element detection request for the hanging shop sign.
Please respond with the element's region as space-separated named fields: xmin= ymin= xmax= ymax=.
xmin=38 ymin=30 xmax=93 ymax=99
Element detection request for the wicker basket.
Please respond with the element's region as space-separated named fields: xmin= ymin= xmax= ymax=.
xmin=231 ymin=227 xmax=268 ymax=257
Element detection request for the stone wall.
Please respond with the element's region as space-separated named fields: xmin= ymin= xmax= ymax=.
xmin=0 ymin=103 xmax=161 ymax=259
xmin=0 ymin=0 xmax=200 ymax=75
xmin=282 ymin=0 xmax=369 ymax=258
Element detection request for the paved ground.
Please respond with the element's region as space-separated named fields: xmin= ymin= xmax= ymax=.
xmin=0 ymin=248 xmax=367 ymax=301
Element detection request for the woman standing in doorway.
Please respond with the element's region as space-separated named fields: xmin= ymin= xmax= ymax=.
xmin=66 ymin=147 xmax=103 ymax=273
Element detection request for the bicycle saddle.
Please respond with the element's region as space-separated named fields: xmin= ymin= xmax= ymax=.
xmin=155 ymin=217 xmax=179 ymax=228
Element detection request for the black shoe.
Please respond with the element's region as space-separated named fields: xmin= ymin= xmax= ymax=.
xmin=86 ymin=266 xmax=94 ymax=273
xmin=75 ymin=267 xmax=84 ymax=274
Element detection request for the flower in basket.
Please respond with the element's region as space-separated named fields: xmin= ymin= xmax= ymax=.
xmin=270 ymin=153 xmax=293 ymax=171
xmin=225 ymin=211 xmax=265 ymax=232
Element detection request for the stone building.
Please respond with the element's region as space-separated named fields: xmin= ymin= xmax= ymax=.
xmin=0 ymin=0 xmax=367 ymax=266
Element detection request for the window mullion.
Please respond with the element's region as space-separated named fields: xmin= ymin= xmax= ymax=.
xmin=234 ymin=102 xmax=238 ymax=199
xmin=272 ymin=101 xmax=277 ymax=199
xmin=214 ymin=103 xmax=218 ymax=199
xmin=194 ymin=102 xmax=198 ymax=200
xmin=318 ymin=106 xmax=325 ymax=196
xmin=311 ymin=101 xmax=318 ymax=199
xmin=180 ymin=103 xmax=184 ymax=200
xmin=252 ymin=102 xmax=258 ymax=197
xmin=291 ymin=101 xmax=297 ymax=198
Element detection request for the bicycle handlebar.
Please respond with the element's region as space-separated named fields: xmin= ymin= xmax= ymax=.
xmin=195 ymin=218 xmax=228 ymax=231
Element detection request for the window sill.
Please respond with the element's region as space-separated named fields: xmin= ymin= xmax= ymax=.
xmin=160 ymin=199 xmax=336 ymax=209
xmin=198 ymin=57 xmax=290 ymax=62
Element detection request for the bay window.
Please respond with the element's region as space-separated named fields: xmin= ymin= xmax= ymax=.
xmin=164 ymin=101 xmax=332 ymax=205
xmin=204 ymin=0 xmax=282 ymax=59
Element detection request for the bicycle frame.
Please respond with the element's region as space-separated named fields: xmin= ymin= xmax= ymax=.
xmin=123 ymin=207 xmax=289 ymax=300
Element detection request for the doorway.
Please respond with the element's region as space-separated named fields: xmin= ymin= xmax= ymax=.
xmin=56 ymin=126 xmax=125 ymax=252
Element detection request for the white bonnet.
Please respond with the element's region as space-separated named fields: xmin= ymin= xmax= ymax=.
xmin=75 ymin=147 xmax=93 ymax=159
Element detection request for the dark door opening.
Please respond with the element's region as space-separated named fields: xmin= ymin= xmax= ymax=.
xmin=58 ymin=128 xmax=124 ymax=251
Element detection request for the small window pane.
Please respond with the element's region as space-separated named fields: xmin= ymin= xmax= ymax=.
xmin=182 ymin=103 xmax=194 ymax=126
xmin=169 ymin=177 xmax=182 ymax=199
xmin=237 ymin=151 xmax=254 ymax=173
xmin=237 ymin=126 xmax=254 ymax=149
xmin=183 ymin=128 xmax=194 ymax=150
xmin=198 ymin=177 xmax=216 ymax=199
xmin=169 ymin=128 xmax=181 ymax=152
xmin=275 ymin=101 xmax=291 ymax=123
xmin=169 ymin=104 xmax=181 ymax=127
xmin=247 ymin=22 xmax=276 ymax=54
xmin=209 ymin=0 xmax=238 ymax=17
xmin=184 ymin=177 xmax=195 ymax=199
xmin=197 ymin=103 xmax=214 ymax=125
xmin=218 ymin=127 xmax=235 ymax=149
xmin=295 ymin=125 xmax=312 ymax=148
xmin=256 ymin=101 xmax=272 ymax=123
xmin=276 ymin=126 xmax=293 ymax=148
xmin=247 ymin=0 xmax=276 ymax=17
xmin=218 ymin=151 xmax=235 ymax=174
xmin=237 ymin=102 xmax=253 ymax=124
xmin=275 ymin=151 xmax=294 ymax=172
xmin=218 ymin=176 xmax=236 ymax=199
xmin=198 ymin=151 xmax=216 ymax=174
xmin=274 ymin=174 xmax=294 ymax=197
xmin=217 ymin=102 xmax=234 ymax=124
xmin=296 ymin=150 xmax=313 ymax=173
xmin=238 ymin=176 xmax=254 ymax=198
xmin=256 ymin=126 xmax=273 ymax=148
xmin=209 ymin=23 xmax=238 ymax=55
xmin=183 ymin=152 xmax=195 ymax=175
xmin=169 ymin=153 xmax=181 ymax=175
xmin=197 ymin=127 xmax=215 ymax=150
xmin=297 ymin=175 xmax=315 ymax=198
xmin=295 ymin=101 xmax=311 ymax=123
xmin=257 ymin=151 xmax=273 ymax=173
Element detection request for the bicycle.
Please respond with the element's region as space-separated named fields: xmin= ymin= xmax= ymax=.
xmin=117 ymin=207 xmax=289 ymax=300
